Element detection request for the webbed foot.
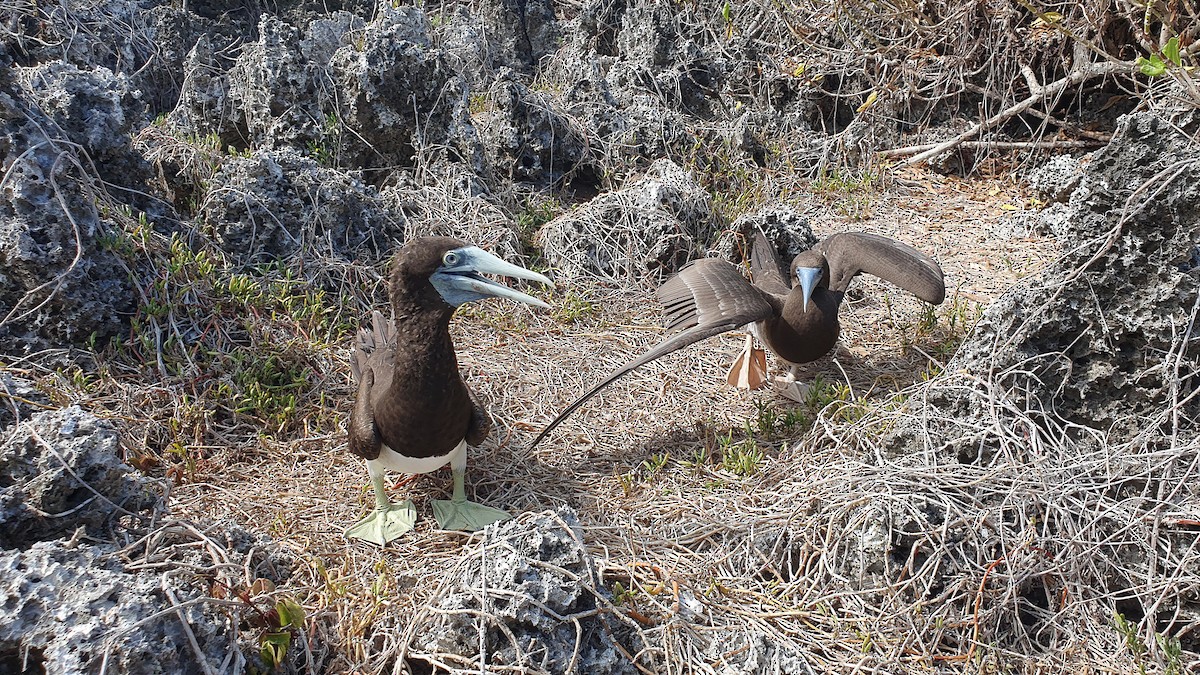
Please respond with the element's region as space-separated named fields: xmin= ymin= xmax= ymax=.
xmin=432 ymin=499 xmax=509 ymax=531
xmin=346 ymin=500 xmax=417 ymax=545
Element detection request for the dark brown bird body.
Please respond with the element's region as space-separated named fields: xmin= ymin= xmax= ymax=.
xmin=345 ymin=236 xmax=552 ymax=542
xmin=349 ymin=237 xmax=489 ymax=466
xmin=761 ymin=286 xmax=841 ymax=365
xmin=531 ymin=230 xmax=945 ymax=446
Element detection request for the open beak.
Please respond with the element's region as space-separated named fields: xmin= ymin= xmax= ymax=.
xmin=795 ymin=267 xmax=822 ymax=313
xmin=433 ymin=246 xmax=555 ymax=309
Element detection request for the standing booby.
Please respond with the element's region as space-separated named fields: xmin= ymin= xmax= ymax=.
xmin=530 ymin=229 xmax=944 ymax=447
xmin=347 ymin=236 xmax=553 ymax=545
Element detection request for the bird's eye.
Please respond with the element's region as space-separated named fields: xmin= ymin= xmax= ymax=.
xmin=442 ymin=251 xmax=459 ymax=267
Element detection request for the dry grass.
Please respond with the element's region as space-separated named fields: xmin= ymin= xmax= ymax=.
xmin=89 ymin=169 xmax=1104 ymax=674
xmin=14 ymin=161 xmax=1200 ymax=673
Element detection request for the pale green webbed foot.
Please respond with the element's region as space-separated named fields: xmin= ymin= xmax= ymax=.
xmin=433 ymin=466 xmax=509 ymax=531
xmin=433 ymin=498 xmax=509 ymax=531
xmin=346 ymin=499 xmax=417 ymax=545
xmin=347 ymin=470 xmax=417 ymax=545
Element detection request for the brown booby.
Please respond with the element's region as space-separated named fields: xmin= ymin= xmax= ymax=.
xmin=530 ymin=229 xmax=944 ymax=446
xmin=347 ymin=236 xmax=553 ymax=545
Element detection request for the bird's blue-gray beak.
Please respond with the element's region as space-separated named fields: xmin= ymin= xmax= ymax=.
xmin=431 ymin=246 xmax=554 ymax=309
xmin=795 ymin=267 xmax=822 ymax=313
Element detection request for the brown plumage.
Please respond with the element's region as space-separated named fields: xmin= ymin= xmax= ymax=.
xmin=344 ymin=236 xmax=552 ymax=542
xmin=349 ymin=307 xmax=488 ymax=465
xmin=531 ymin=230 xmax=945 ymax=447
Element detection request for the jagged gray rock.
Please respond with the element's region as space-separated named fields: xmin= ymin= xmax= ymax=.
xmin=709 ymin=205 xmax=818 ymax=264
xmin=1027 ymin=154 xmax=1086 ymax=205
xmin=475 ymin=0 xmax=560 ymax=73
xmin=199 ymin=147 xmax=404 ymax=265
xmin=380 ymin=167 xmax=523 ymax=261
xmin=0 ymin=540 xmax=229 ymax=675
xmin=413 ymin=507 xmax=642 ymax=674
xmin=0 ymin=373 xmax=50 ymax=431
xmin=475 ymin=71 xmax=593 ymax=186
xmin=537 ymin=158 xmax=717 ymax=284
xmin=0 ymin=66 xmax=138 ymax=354
xmin=0 ymin=406 xmax=160 ymax=549
xmin=943 ymin=109 xmax=1200 ymax=442
xmin=332 ymin=6 xmax=480 ymax=174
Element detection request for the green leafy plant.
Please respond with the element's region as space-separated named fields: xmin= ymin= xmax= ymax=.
xmin=1138 ymin=37 xmax=1182 ymax=77
xmin=641 ymin=452 xmax=670 ymax=476
xmin=552 ymin=290 xmax=598 ymax=324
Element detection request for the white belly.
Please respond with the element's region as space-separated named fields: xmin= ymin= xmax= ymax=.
xmin=373 ymin=438 xmax=466 ymax=474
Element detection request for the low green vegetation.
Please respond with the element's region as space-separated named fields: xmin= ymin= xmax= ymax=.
xmin=87 ymin=208 xmax=366 ymax=483
xmin=810 ymin=169 xmax=880 ymax=220
xmin=1114 ymin=611 xmax=1184 ymax=675
xmin=891 ymin=292 xmax=983 ymax=367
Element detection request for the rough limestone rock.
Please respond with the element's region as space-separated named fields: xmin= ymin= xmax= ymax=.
xmin=944 ymin=109 xmax=1200 ymax=441
xmin=1027 ymin=154 xmax=1086 ymax=205
xmin=228 ymin=14 xmax=361 ymax=151
xmin=0 ymin=540 xmax=228 ymax=675
xmin=0 ymin=70 xmax=137 ymax=353
xmin=538 ymin=159 xmax=718 ymax=284
xmin=332 ymin=6 xmax=480 ymax=174
xmin=199 ymin=147 xmax=404 ymax=265
xmin=475 ymin=72 xmax=593 ymax=186
xmin=380 ymin=167 xmax=522 ymax=261
xmin=711 ymin=633 xmax=809 ymax=674
xmin=413 ymin=507 xmax=642 ymax=674
xmin=166 ymin=34 xmax=241 ymax=145
xmin=17 ymin=62 xmax=147 ymax=177
xmin=476 ymin=0 xmax=561 ymax=73
xmin=0 ymin=407 xmax=160 ymax=549
xmin=0 ymin=373 xmax=50 ymax=432
xmin=709 ymin=205 xmax=818 ymax=264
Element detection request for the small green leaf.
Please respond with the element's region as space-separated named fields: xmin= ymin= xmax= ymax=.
xmin=1164 ymin=36 xmax=1181 ymax=67
xmin=722 ymin=0 xmax=732 ymax=23
xmin=259 ymin=632 xmax=290 ymax=667
xmin=1138 ymin=55 xmax=1166 ymax=77
xmin=276 ymin=598 xmax=306 ymax=628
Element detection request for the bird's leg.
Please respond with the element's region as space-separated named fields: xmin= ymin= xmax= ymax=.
xmin=773 ymin=364 xmax=810 ymax=404
xmin=726 ymin=333 xmax=768 ymax=390
xmin=433 ymin=447 xmax=509 ymax=531
xmin=346 ymin=461 xmax=417 ymax=545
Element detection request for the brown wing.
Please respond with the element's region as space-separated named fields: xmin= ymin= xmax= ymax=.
xmin=749 ymin=229 xmax=791 ymax=296
xmin=465 ymin=389 xmax=491 ymax=446
xmin=347 ymin=311 xmax=395 ymax=461
xmin=817 ymin=232 xmax=945 ymax=304
xmin=530 ymin=259 xmax=778 ymax=447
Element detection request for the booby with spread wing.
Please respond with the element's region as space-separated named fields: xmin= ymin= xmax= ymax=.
xmin=531 ymin=229 xmax=944 ymax=447
xmin=347 ymin=236 xmax=553 ymax=545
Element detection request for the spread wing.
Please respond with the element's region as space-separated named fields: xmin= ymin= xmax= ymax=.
xmin=530 ymin=259 xmax=778 ymax=447
xmin=749 ymin=228 xmax=791 ymax=296
xmin=817 ymin=232 xmax=945 ymax=304
xmin=347 ymin=311 xmax=394 ymax=461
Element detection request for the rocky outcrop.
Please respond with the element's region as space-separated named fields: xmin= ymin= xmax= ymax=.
xmin=944 ymin=110 xmax=1200 ymax=440
xmin=0 ymin=407 xmax=159 ymax=549
xmin=0 ymin=541 xmax=229 ymax=675
xmin=199 ymin=148 xmax=404 ymax=266
xmin=537 ymin=159 xmax=717 ymax=284
xmin=412 ymin=507 xmax=644 ymax=674
xmin=0 ymin=65 xmax=140 ymax=354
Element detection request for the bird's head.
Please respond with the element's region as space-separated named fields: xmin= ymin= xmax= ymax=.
xmin=390 ymin=236 xmax=554 ymax=310
xmin=789 ymin=249 xmax=828 ymax=313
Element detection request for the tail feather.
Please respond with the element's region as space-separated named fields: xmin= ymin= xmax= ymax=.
xmin=351 ymin=310 xmax=393 ymax=382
